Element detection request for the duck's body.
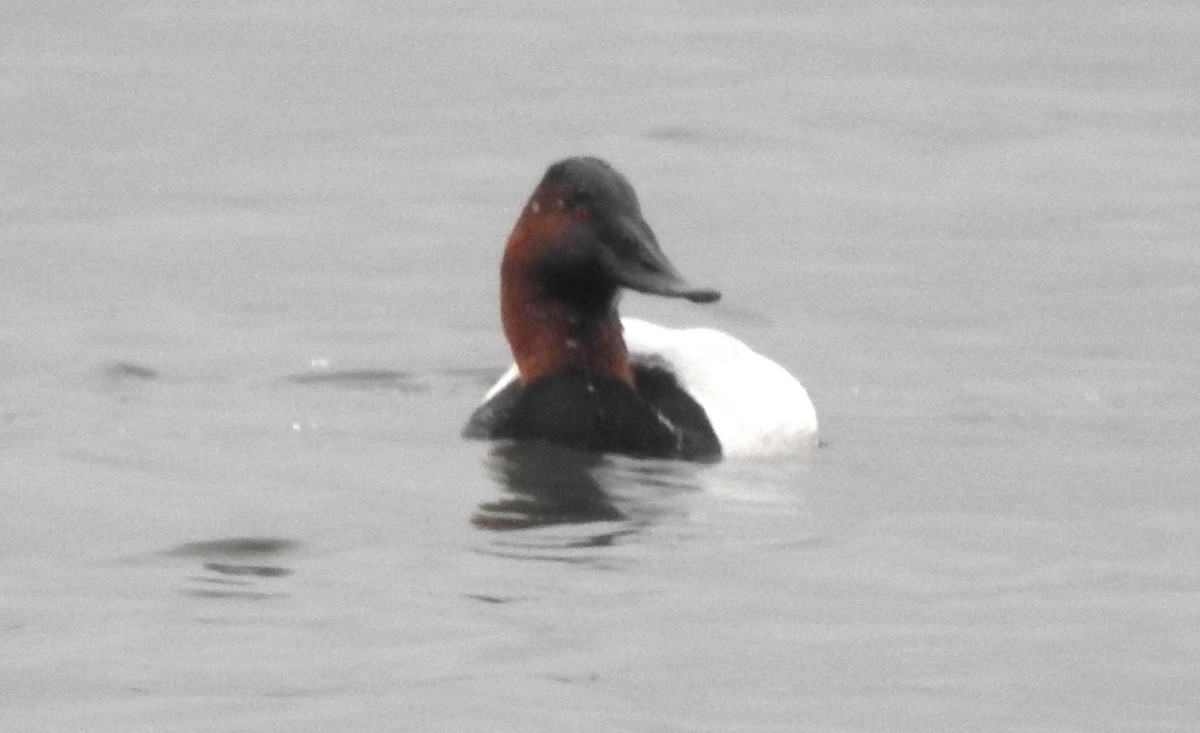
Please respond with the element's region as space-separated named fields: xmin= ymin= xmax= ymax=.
xmin=467 ymin=318 xmax=816 ymax=458
xmin=463 ymin=157 xmax=817 ymax=461
xmin=464 ymin=355 xmax=722 ymax=460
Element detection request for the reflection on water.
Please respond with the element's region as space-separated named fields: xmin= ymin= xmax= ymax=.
xmin=161 ymin=537 xmax=298 ymax=600
xmin=473 ymin=443 xmax=623 ymax=531
xmin=473 ymin=442 xmax=705 ymax=537
xmin=95 ymin=360 xmax=161 ymax=384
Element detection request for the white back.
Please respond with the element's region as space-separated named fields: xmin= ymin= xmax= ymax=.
xmin=621 ymin=318 xmax=817 ymax=456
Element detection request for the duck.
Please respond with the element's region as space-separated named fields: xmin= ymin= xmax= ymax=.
xmin=463 ymin=156 xmax=817 ymax=461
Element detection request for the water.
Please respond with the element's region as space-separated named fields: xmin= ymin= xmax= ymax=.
xmin=3 ymin=2 xmax=1199 ymax=730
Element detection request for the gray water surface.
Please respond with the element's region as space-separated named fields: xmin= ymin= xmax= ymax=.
xmin=2 ymin=2 xmax=1198 ymax=731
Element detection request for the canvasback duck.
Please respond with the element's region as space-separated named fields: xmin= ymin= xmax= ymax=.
xmin=463 ymin=156 xmax=817 ymax=460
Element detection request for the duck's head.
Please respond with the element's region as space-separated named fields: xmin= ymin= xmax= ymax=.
xmin=500 ymin=157 xmax=720 ymax=384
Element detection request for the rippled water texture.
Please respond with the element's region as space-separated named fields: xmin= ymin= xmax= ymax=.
xmin=2 ymin=2 xmax=1198 ymax=731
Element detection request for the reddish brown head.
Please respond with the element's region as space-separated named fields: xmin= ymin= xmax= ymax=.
xmin=499 ymin=157 xmax=720 ymax=385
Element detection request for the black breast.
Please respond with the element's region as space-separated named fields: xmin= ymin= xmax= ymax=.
xmin=462 ymin=365 xmax=721 ymax=461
